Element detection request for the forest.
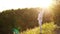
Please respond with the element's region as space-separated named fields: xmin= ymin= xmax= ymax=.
xmin=0 ymin=3 xmax=60 ymax=34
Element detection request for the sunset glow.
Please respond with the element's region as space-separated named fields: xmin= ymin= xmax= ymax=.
xmin=39 ymin=0 xmax=53 ymax=8
xmin=0 ymin=0 xmax=53 ymax=11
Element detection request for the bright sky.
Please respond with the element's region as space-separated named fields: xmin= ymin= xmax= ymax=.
xmin=0 ymin=0 xmax=53 ymax=12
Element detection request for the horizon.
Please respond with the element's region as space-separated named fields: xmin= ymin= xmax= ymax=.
xmin=0 ymin=0 xmax=54 ymax=12
xmin=0 ymin=0 xmax=41 ymax=12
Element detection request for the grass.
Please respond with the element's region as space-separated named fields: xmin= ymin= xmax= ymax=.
xmin=20 ymin=22 xmax=57 ymax=34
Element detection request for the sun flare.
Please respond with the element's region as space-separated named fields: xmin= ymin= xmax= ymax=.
xmin=39 ymin=0 xmax=53 ymax=8
xmin=0 ymin=0 xmax=53 ymax=11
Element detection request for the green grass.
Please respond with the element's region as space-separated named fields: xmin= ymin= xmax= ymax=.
xmin=20 ymin=22 xmax=57 ymax=34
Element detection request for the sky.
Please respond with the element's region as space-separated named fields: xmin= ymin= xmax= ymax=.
xmin=0 ymin=0 xmax=54 ymax=12
xmin=0 ymin=0 xmax=40 ymax=11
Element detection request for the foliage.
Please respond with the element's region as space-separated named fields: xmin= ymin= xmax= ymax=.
xmin=51 ymin=3 xmax=60 ymax=26
xmin=20 ymin=22 xmax=57 ymax=34
xmin=0 ymin=4 xmax=60 ymax=34
xmin=0 ymin=8 xmax=40 ymax=34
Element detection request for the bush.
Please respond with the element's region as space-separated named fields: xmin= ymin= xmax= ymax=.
xmin=20 ymin=22 xmax=57 ymax=34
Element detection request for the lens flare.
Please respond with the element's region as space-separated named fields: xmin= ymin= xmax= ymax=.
xmin=39 ymin=0 xmax=53 ymax=8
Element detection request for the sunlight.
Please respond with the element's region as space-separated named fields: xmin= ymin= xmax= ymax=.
xmin=39 ymin=0 xmax=53 ymax=8
xmin=0 ymin=0 xmax=53 ymax=11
